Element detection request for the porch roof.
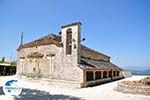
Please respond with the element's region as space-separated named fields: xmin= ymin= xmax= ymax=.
xmin=79 ymin=56 xmax=122 ymax=71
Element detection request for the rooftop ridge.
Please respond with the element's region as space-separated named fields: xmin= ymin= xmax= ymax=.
xmin=61 ymin=22 xmax=82 ymax=28
xmin=17 ymin=33 xmax=62 ymax=51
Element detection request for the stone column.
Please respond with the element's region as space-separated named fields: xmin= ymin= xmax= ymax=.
xmin=101 ymin=71 xmax=103 ymax=79
xmin=113 ymin=71 xmax=115 ymax=77
xmin=93 ymin=70 xmax=96 ymax=80
xmin=83 ymin=70 xmax=86 ymax=83
xmin=106 ymin=71 xmax=109 ymax=78
xmin=111 ymin=69 xmax=113 ymax=80
xmin=115 ymin=71 xmax=117 ymax=77
xmin=111 ymin=70 xmax=113 ymax=77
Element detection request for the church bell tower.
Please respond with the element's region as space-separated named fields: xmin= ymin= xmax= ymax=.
xmin=61 ymin=22 xmax=81 ymax=64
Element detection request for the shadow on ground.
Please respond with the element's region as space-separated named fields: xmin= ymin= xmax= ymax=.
xmin=0 ymin=87 xmax=83 ymax=100
xmin=87 ymin=78 xmax=124 ymax=87
xmin=0 ymin=87 xmax=4 ymax=95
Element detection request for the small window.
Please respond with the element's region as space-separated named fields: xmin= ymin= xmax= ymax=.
xmin=86 ymin=71 xmax=94 ymax=81
xmin=20 ymin=57 xmax=25 ymax=62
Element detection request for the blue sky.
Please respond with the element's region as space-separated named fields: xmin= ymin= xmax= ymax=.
xmin=0 ymin=0 xmax=150 ymax=70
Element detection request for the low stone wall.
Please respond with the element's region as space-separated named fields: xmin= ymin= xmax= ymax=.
xmin=122 ymin=71 xmax=132 ymax=78
xmin=84 ymin=77 xmax=122 ymax=87
xmin=112 ymin=76 xmax=122 ymax=80
xmin=117 ymin=82 xmax=150 ymax=95
xmin=84 ymin=78 xmax=111 ymax=87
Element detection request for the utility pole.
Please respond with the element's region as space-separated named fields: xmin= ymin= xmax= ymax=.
xmin=21 ymin=32 xmax=23 ymax=45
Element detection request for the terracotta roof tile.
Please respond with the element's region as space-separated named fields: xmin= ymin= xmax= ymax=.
xmin=80 ymin=56 xmax=122 ymax=70
xmin=81 ymin=45 xmax=110 ymax=58
xmin=17 ymin=34 xmax=62 ymax=51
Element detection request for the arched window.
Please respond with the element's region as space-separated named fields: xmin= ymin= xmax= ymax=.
xmin=66 ymin=28 xmax=72 ymax=54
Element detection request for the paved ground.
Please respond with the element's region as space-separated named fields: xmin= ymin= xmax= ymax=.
xmin=0 ymin=75 xmax=150 ymax=100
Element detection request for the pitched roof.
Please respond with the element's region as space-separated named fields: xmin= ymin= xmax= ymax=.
xmin=80 ymin=56 xmax=122 ymax=70
xmin=17 ymin=34 xmax=110 ymax=59
xmin=81 ymin=45 xmax=110 ymax=58
xmin=17 ymin=34 xmax=62 ymax=51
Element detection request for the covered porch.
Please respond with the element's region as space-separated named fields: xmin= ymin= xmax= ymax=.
xmin=80 ymin=56 xmax=123 ymax=87
xmin=83 ymin=69 xmax=122 ymax=87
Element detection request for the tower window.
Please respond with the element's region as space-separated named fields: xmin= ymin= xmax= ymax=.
xmin=66 ymin=28 xmax=72 ymax=55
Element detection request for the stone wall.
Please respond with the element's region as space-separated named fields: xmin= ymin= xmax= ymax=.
xmin=17 ymin=44 xmax=83 ymax=83
xmin=117 ymin=82 xmax=150 ymax=95
xmin=122 ymin=71 xmax=132 ymax=78
xmin=17 ymin=45 xmax=62 ymax=78
xmin=17 ymin=23 xmax=84 ymax=87
xmin=61 ymin=23 xmax=83 ymax=82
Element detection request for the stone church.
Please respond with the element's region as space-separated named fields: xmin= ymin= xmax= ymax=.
xmin=17 ymin=22 xmax=123 ymax=87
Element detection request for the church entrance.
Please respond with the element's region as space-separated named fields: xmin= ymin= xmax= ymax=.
xmin=27 ymin=52 xmax=44 ymax=78
xmin=33 ymin=58 xmax=41 ymax=77
xmin=47 ymin=54 xmax=55 ymax=78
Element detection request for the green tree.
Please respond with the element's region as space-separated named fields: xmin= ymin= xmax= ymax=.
xmin=2 ymin=56 xmax=5 ymax=62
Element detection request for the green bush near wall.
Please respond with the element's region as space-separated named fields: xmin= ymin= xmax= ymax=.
xmin=0 ymin=65 xmax=16 ymax=76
